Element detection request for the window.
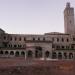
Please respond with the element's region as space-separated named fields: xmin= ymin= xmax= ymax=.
xmin=57 ymin=38 xmax=59 ymax=42
xmin=52 ymin=52 xmax=57 ymax=59
xmin=14 ymin=45 xmax=17 ymax=48
xmin=52 ymin=44 xmax=55 ymax=48
xmin=67 ymin=38 xmax=69 ymax=42
xmin=18 ymin=45 xmax=19 ymax=47
xmin=33 ymin=37 xmax=35 ymax=41
xmin=43 ymin=37 xmax=45 ymax=41
xmin=38 ymin=37 xmax=40 ymax=41
xmin=9 ymin=44 xmax=12 ymax=48
xmin=66 ymin=46 xmax=69 ymax=49
xmin=24 ymin=37 xmax=26 ymax=41
xmin=15 ymin=37 xmax=17 ymax=41
xmin=71 ymin=46 xmax=74 ymax=49
xmin=62 ymin=46 xmax=64 ymax=49
xmin=56 ymin=46 xmax=60 ymax=49
xmin=18 ymin=45 xmax=22 ymax=48
xmin=73 ymin=38 xmax=75 ymax=41
xmin=19 ymin=37 xmax=21 ymax=41
xmin=4 ymin=36 xmax=6 ymax=40
xmin=9 ymin=45 xmax=10 ymax=47
xmin=10 ymin=37 xmax=12 ymax=41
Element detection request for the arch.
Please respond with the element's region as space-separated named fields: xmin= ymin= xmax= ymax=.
xmin=64 ymin=52 xmax=67 ymax=59
xmin=45 ymin=51 xmax=50 ymax=58
xmin=27 ymin=50 xmax=33 ymax=58
xmin=15 ymin=51 xmax=19 ymax=57
xmin=58 ymin=52 xmax=62 ymax=59
xmin=35 ymin=46 xmax=42 ymax=58
xmin=0 ymin=51 xmax=3 ymax=55
xmin=5 ymin=51 xmax=9 ymax=55
xmin=14 ymin=45 xmax=17 ymax=48
xmin=69 ymin=53 xmax=73 ymax=59
xmin=52 ymin=52 xmax=57 ymax=59
xmin=21 ymin=51 xmax=25 ymax=57
xmin=10 ymin=51 xmax=14 ymax=55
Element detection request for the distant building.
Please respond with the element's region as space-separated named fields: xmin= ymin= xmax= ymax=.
xmin=0 ymin=2 xmax=75 ymax=59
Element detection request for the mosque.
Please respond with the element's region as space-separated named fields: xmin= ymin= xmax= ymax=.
xmin=0 ymin=2 xmax=75 ymax=60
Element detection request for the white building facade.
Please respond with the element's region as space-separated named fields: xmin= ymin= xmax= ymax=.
xmin=0 ymin=3 xmax=75 ymax=60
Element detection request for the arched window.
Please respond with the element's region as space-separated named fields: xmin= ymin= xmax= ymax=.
xmin=57 ymin=38 xmax=59 ymax=42
xmin=15 ymin=51 xmax=19 ymax=57
xmin=43 ymin=37 xmax=45 ymax=41
xmin=45 ymin=51 xmax=50 ymax=58
xmin=67 ymin=38 xmax=69 ymax=42
xmin=56 ymin=46 xmax=60 ymax=49
xmin=62 ymin=46 xmax=65 ymax=49
xmin=52 ymin=44 xmax=55 ymax=48
xmin=38 ymin=37 xmax=40 ymax=41
xmin=4 ymin=36 xmax=6 ymax=40
xmin=14 ymin=45 xmax=17 ymax=48
xmin=10 ymin=51 xmax=14 ymax=55
xmin=33 ymin=37 xmax=35 ymax=41
xmin=27 ymin=50 xmax=33 ymax=58
xmin=71 ymin=46 xmax=74 ymax=49
xmin=15 ymin=37 xmax=17 ymax=41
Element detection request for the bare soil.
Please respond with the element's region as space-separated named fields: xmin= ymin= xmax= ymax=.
xmin=0 ymin=58 xmax=74 ymax=75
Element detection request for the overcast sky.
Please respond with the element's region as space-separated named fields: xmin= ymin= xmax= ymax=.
xmin=0 ymin=0 xmax=75 ymax=34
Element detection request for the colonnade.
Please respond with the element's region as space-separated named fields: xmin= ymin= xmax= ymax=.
xmin=0 ymin=50 xmax=74 ymax=60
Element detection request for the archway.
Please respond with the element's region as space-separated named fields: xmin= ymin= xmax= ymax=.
xmin=64 ymin=52 xmax=67 ymax=59
xmin=45 ymin=51 xmax=50 ymax=58
xmin=21 ymin=51 xmax=25 ymax=57
xmin=27 ymin=50 xmax=33 ymax=58
xmin=35 ymin=46 xmax=42 ymax=58
xmin=5 ymin=51 xmax=9 ymax=55
xmin=15 ymin=51 xmax=19 ymax=57
xmin=10 ymin=51 xmax=14 ymax=55
xmin=69 ymin=53 xmax=73 ymax=59
xmin=58 ymin=52 xmax=62 ymax=59
xmin=52 ymin=52 xmax=57 ymax=59
xmin=0 ymin=51 xmax=3 ymax=55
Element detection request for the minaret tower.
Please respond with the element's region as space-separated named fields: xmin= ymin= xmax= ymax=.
xmin=64 ymin=2 xmax=75 ymax=34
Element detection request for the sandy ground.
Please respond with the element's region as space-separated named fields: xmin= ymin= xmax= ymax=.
xmin=0 ymin=58 xmax=74 ymax=75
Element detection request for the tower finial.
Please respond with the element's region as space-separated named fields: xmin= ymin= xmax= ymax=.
xmin=66 ymin=2 xmax=70 ymax=8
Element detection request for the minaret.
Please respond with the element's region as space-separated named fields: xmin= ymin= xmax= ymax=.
xmin=64 ymin=2 xmax=75 ymax=34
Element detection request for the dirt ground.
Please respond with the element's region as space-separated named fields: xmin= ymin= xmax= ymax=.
xmin=0 ymin=58 xmax=75 ymax=75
